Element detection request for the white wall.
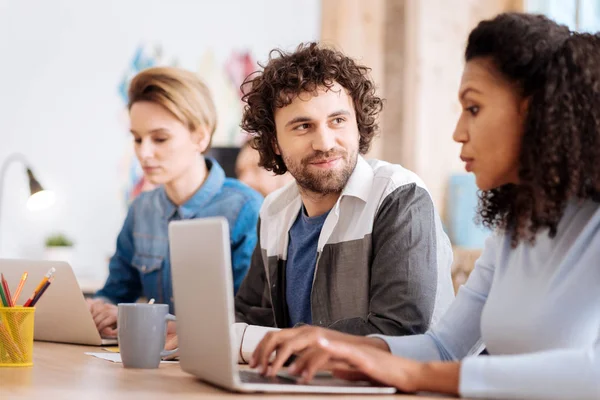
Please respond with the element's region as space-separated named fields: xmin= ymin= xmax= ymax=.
xmin=0 ymin=0 xmax=321 ymax=280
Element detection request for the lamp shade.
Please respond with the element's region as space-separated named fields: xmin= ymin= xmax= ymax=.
xmin=0 ymin=154 xmax=57 ymax=255
xmin=25 ymin=168 xmax=55 ymax=211
xmin=27 ymin=168 xmax=44 ymax=195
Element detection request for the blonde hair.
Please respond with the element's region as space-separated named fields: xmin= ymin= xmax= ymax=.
xmin=128 ymin=66 xmax=217 ymax=148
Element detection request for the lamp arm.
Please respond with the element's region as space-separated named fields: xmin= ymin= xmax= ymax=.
xmin=0 ymin=153 xmax=31 ymax=254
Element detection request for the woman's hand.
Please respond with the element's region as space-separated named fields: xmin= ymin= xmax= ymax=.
xmin=289 ymin=337 xmax=461 ymax=395
xmin=250 ymin=325 xmax=389 ymax=377
xmin=250 ymin=325 xmax=460 ymax=395
xmin=290 ymin=337 xmax=427 ymax=389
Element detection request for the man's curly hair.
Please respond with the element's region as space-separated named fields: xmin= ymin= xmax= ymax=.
xmin=240 ymin=42 xmax=383 ymax=175
xmin=466 ymin=13 xmax=600 ymax=246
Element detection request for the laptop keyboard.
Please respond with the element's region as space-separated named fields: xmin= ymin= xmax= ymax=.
xmin=239 ymin=369 xmax=391 ymax=389
xmin=239 ymin=370 xmax=297 ymax=385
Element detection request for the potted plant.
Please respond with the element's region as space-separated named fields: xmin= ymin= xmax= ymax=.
xmin=44 ymin=233 xmax=75 ymax=265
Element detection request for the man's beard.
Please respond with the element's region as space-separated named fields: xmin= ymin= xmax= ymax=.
xmin=281 ymin=148 xmax=358 ymax=195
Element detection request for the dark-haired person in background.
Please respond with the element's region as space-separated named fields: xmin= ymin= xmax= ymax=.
xmin=235 ymin=140 xmax=294 ymax=197
xmin=250 ymin=13 xmax=600 ymax=399
xmin=230 ymin=43 xmax=454 ymax=362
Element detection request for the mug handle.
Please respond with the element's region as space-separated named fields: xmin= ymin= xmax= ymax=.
xmin=160 ymin=313 xmax=178 ymax=358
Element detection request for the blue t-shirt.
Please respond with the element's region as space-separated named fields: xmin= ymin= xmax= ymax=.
xmin=285 ymin=206 xmax=330 ymax=326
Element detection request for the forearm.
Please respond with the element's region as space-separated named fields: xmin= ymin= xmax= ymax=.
xmin=459 ymin=347 xmax=600 ymax=400
xmin=330 ymin=328 xmax=390 ymax=351
xmin=95 ymin=269 xmax=140 ymax=304
xmin=361 ymin=336 xmax=390 ymax=352
xmin=415 ymin=361 xmax=460 ymax=396
xmin=315 ymin=324 xmax=390 ymax=352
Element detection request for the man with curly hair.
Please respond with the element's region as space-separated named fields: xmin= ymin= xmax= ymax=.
xmin=233 ymin=43 xmax=454 ymax=363
xmin=248 ymin=16 xmax=600 ymax=399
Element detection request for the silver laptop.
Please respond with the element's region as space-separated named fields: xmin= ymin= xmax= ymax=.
xmin=0 ymin=259 xmax=117 ymax=346
xmin=169 ymin=218 xmax=396 ymax=394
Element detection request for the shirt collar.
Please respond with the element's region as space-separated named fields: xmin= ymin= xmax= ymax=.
xmin=339 ymin=155 xmax=373 ymax=203
xmin=159 ymin=157 xmax=226 ymax=220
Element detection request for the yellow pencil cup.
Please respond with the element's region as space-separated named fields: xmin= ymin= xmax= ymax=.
xmin=0 ymin=306 xmax=35 ymax=367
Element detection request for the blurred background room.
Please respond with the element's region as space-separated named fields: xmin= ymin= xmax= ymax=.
xmin=0 ymin=0 xmax=599 ymax=294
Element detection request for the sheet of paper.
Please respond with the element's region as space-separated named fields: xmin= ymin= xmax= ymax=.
xmin=85 ymin=352 xmax=178 ymax=364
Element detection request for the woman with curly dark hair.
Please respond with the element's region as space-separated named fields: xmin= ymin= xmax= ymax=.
xmin=251 ymin=13 xmax=600 ymax=399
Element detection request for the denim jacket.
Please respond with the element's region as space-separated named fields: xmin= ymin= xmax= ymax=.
xmin=96 ymin=157 xmax=263 ymax=313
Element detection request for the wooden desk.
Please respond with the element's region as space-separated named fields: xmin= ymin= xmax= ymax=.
xmin=0 ymin=342 xmax=452 ymax=399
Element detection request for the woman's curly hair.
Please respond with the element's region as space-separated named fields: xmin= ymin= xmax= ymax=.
xmin=240 ymin=42 xmax=383 ymax=175
xmin=466 ymin=13 xmax=600 ymax=245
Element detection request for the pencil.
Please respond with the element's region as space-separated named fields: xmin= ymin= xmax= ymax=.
xmin=22 ymin=291 xmax=35 ymax=307
xmin=23 ymin=267 xmax=55 ymax=307
xmin=1 ymin=274 xmax=13 ymax=307
xmin=32 ymin=267 xmax=55 ymax=294
xmin=0 ymin=280 xmax=8 ymax=307
xmin=12 ymin=272 xmax=28 ymax=305
xmin=29 ymin=277 xmax=53 ymax=307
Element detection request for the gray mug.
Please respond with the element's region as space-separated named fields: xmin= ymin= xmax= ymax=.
xmin=117 ymin=303 xmax=177 ymax=369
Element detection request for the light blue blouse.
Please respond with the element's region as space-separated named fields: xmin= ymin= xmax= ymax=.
xmin=375 ymin=199 xmax=600 ymax=399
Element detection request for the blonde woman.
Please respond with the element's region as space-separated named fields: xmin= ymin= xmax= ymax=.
xmin=88 ymin=67 xmax=262 ymax=337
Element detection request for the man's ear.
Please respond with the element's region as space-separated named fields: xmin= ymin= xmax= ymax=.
xmin=272 ymin=139 xmax=281 ymax=156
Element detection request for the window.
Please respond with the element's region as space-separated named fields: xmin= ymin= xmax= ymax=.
xmin=527 ymin=0 xmax=600 ymax=32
